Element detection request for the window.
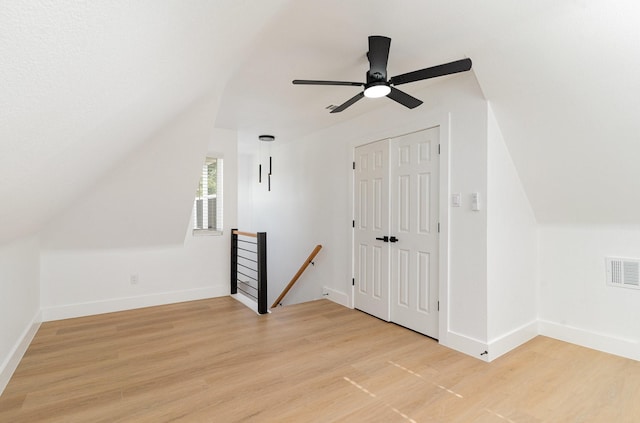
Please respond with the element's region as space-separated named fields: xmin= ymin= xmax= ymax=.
xmin=193 ymin=157 xmax=223 ymax=234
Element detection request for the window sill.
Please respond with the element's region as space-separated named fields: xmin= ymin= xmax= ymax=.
xmin=192 ymin=229 xmax=223 ymax=237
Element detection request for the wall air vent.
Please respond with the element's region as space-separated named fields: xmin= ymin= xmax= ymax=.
xmin=606 ymin=257 xmax=640 ymax=290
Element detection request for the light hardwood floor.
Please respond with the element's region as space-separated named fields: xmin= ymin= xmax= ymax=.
xmin=1 ymin=297 xmax=639 ymax=422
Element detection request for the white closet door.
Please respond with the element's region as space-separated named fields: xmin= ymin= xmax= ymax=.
xmin=353 ymin=127 xmax=440 ymax=339
xmin=353 ymin=139 xmax=390 ymax=321
xmin=389 ymin=127 xmax=440 ymax=338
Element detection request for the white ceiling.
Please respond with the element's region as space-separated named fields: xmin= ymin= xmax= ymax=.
xmin=0 ymin=0 xmax=289 ymax=242
xmin=217 ymin=0 xmax=640 ymax=224
xmin=216 ymin=0 xmax=521 ymax=144
xmin=3 ymin=0 xmax=640 ymax=244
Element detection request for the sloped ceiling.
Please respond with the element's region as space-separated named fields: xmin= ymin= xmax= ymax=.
xmin=0 ymin=0 xmax=291 ymax=244
xmin=3 ymin=1 xmax=640 ymax=246
xmin=217 ymin=0 xmax=640 ymax=224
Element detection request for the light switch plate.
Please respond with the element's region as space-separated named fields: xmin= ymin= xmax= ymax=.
xmin=452 ymin=193 xmax=461 ymax=207
xmin=471 ymin=192 xmax=480 ymax=211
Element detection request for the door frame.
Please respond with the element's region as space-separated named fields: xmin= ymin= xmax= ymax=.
xmin=349 ymin=115 xmax=451 ymax=344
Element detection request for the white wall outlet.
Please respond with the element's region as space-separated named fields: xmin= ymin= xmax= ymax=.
xmin=130 ymin=274 xmax=139 ymax=285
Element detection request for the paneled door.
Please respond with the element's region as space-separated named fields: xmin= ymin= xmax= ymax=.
xmin=389 ymin=127 xmax=439 ymax=337
xmin=353 ymin=127 xmax=439 ymax=338
xmin=353 ymin=139 xmax=390 ymax=321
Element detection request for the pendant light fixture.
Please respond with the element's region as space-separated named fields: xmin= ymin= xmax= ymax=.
xmin=258 ymin=135 xmax=274 ymax=191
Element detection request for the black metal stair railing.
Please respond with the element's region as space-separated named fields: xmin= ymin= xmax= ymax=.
xmin=230 ymin=229 xmax=267 ymax=314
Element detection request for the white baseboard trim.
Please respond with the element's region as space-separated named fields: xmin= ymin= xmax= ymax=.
xmin=441 ymin=330 xmax=489 ymax=362
xmin=230 ymin=293 xmax=270 ymax=315
xmin=321 ymin=286 xmax=350 ymax=308
xmin=487 ymin=320 xmax=538 ymax=362
xmin=0 ymin=310 xmax=42 ymax=395
xmin=41 ymin=286 xmax=229 ymax=322
xmin=539 ymin=320 xmax=639 ymax=362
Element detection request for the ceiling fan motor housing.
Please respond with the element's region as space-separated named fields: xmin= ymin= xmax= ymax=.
xmin=367 ymin=70 xmax=387 ymax=84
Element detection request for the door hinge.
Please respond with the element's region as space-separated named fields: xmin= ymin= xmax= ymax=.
xmin=352 ymin=161 xmax=356 ymax=170
xmin=352 ymin=220 xmax=355 ymax=228
xmin=437 ymin=222 xmax=440 ymax=233
xmin=352 ymin=278 xmax=355 ymax=286
xmin=438 ymin=144 xmax=441 ymax=155
xmin=437 ymin=301 xmax=440 ymax=311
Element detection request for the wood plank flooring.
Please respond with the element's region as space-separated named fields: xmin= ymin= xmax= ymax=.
xmin=1 ymin=297 xmax=639 ymax=422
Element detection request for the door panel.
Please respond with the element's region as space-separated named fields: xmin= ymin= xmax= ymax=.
xmin=390 ymin=127 xmax=439 ymax=337
xmin=397 ymin=248 xmax=410 ymax=306
xmin=353 ymin=140 xmax=390 ymax=320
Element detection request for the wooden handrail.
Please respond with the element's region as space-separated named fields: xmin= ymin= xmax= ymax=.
xmin=271 ymin=244 xmax=323 ymax=308
xmin=232 ymin=230 xmax=258 ymax=238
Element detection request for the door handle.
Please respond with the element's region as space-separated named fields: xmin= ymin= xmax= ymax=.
xmin=375 ymin=236 xmax=389 ymax=242
xmin=389 ymin=236 xmax=399 ymax=243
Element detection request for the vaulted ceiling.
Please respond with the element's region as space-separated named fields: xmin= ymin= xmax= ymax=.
xmin=3 ymin=0 xmax=640 ymax=244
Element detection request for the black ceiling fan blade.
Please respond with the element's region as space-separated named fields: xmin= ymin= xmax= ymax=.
xmin=390 ymin=58 xmax=472 ymax=86
xmin=386 ymin=87 xmax=423 ymax=109
xmin=330 ymin=92 xmax=365 ymax=113
xmin=292 ymin=79 xmax=364 ymax=87
xmin=367 ymin=36 xmax=391 ymax=79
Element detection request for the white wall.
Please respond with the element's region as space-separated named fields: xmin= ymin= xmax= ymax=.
xmin=0 ymin=236 xmax=41 ymax=393
xmin=237 ymin=152 xmax=256 ymax=231
xmin=240 ymin=130 xmax=354 ymax=307
xmin=40 ymin=228 xmax=232 ymax=320
xmin=486 ymin=104 xmax=538 ymax=361
xmin=539 ymin=225 xmax=640 ymax=361
xmin=0 ymin=1 xmax=292 ymax=245
xmin=239 ymin=73 xmax=490 ymax=357
xmin=41 ymin=97 xmax=219 ymax=249
xmin=40 ymin=111 xmax=238 ymax=320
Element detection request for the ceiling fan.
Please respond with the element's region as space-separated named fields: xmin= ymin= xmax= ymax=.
xmin=292 ymin=35 xmax=472 ymax=113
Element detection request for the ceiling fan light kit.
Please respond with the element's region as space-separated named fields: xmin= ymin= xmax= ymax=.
xmin=364 ymin=82 xmax=391 ymax=98
xmin=293 ymin=35 xmax=472 ymax=113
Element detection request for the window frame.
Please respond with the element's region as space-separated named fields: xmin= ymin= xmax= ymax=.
xmin=192 ymin=156 xmax=223 ymax=236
